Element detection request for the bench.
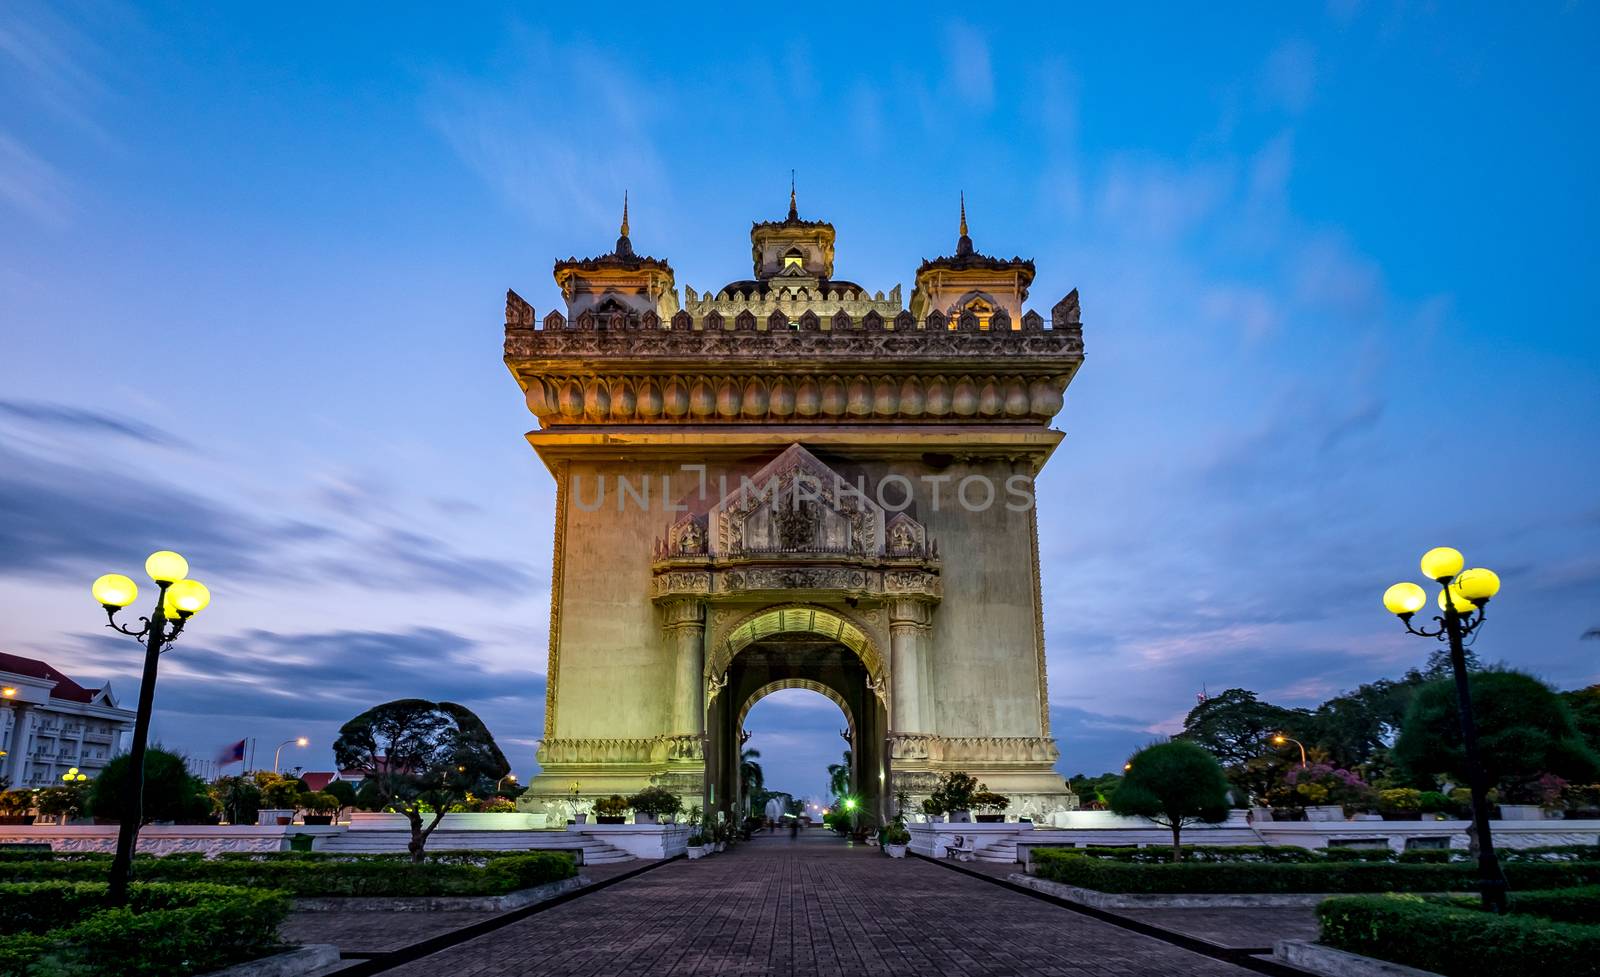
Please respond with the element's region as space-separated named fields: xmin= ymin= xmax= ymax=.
xmin=944 ymin=835 xmax=975 ymax=862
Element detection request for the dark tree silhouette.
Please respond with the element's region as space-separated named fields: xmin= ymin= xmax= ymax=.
xmin=333 ymin=698 xmax=509 ymax=862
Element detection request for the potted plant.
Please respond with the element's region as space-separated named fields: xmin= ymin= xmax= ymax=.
xmin=686 ymin=832 xmax=707 ymax=858
xmin=881 ymin=822 xmax=910 ymax=858
xmin=920 ymin=797 xmax=945 ymax=823
xmin=931 ymin=772 xmax=981 ymax=823
xmin=593 ymin=794 xmax=629 ymax=824
xmin=971 ymin=790 xmax=1011 ymax=823
xmin=628 ymin=786 xmax=682 ymax=825
xmin=298 ymin=790 xmax=339 ymax=825
xmin=1377 ymin=788 xmax=1422 ymax=821
xmin=260 ymin=778 xmax=301 ymax=825
xmin=567 ymin=781 xmax=587 ymax=824
xmin=0 ymin=789 xmax=36 ymax=825
xmin=1417 ymin=790 xmax=1454 ymax=820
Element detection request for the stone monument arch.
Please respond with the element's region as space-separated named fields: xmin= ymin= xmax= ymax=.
xmin=504 ymin=193 xmax=1084 ymax=821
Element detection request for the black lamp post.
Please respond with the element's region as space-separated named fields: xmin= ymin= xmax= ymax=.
xmin=91 ymin=551 xmax=211 ymax=906
xmin=1383 ymin=546 xmax=1505 ymax=913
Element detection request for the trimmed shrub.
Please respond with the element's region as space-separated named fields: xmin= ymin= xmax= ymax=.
xmin=0 ymin=881 xmax=287 ymax=977
xmin=1069 ymin=845 xmax=1320 ymax=863
xmin=0 ymin=851 xmax=576 ymax=897
xmin=1031 ymin=849 xmax=1600 ymax=894
xmin=1320 ymin=893 xmax=1600 ymax=977
xmin=1436 ymin=885 xmax=1600 ymax=925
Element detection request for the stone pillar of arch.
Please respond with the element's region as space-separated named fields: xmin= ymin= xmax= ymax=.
xmin=887 ymin=598 xmax=935 ymax=734
xmin=661 ymin=598 xmax=706 ymax=738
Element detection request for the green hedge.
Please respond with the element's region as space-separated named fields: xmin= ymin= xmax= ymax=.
xmin=2 ymin=851 xmax=577 ymax=897
xmin=1031 ymin=850 xmax=1600 ymax=894
xmin=0 ymin=882 xmax=287 ymax=977
xmin=1063 ymin=844 xmax=1441 ymax=864
xmin=1435 ymin=884 xmax=1600 ymax=925
xmin=1320 ymin=894 xmax=1600 ymax=977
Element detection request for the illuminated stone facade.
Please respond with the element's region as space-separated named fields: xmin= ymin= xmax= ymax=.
xmin=505 ymin=193 xmax=1085 ymax=822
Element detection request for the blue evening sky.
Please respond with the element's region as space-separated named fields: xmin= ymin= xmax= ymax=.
xmin=2 ymin=3 xmax=1596 ymax=801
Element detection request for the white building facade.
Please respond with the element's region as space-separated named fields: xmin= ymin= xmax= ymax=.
xmin=1 ymin=653 xmax=134 ymax=788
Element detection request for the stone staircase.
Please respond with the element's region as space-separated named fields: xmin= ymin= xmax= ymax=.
xmin=316 ymin=829 xmax=635 ymax=864
xmin=974 ymin=838 xmax=1020 ymax=864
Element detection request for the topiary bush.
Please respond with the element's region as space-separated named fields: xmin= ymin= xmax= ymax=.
xmin=0 ymin=851 xmax=577 ymax=896
xmin=1319 ymin=893 xmax=1600 ymax=977
xmin=0 ymin=881 xmax=288 ymax=977
xmin=88 ymin=749 xmax=213 ymax=824
xmin=1030 ymin=849 xmax=1600 ymax=894
xmin=627 ymin=786 xmax=682 ymax=819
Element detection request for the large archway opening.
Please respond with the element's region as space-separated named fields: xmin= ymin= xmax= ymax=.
xmin=738 ymin=681 xmax=852 ymax=826
xmin=705 ymin=606 xmax=889 ymax=825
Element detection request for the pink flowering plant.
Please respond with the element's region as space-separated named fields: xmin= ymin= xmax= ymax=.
xmin=1274 ymin=763 xmax=1377 ymax=813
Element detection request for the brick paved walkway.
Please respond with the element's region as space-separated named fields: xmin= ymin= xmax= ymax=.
xmin=376 ymin=830 xmax=1257 ymax=977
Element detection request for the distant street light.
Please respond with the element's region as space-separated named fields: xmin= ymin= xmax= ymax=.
xmin=273 ymin=737 xmax=310 ymax=774
xmin=1384 ymin=546 xmax=1506 ymax=914
xmin=1271 ymin=734 xmax=1308 ymax=769
xmin=497 ymin=773 xmax=518 ymax=792
xmin=92 ymin=550 xmax=211 ymax=906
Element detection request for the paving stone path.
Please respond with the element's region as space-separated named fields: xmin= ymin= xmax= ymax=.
xmin=377 ymin=830 xmax=1259 ymax=977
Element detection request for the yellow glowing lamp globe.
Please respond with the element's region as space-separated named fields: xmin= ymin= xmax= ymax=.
xmin=1382 ymin=582 xmax=1427 ymax=617
xmin=1419 ymin=546 xmax=1464 ymax=582
xmin=1456 ymin=567 xmax=1501 ymax=603
xmin=1438 ymin=583 xmax=1477 ymax=615
xmin=145 ymin=550 xmax=189 ymax=584
xmin=91 ymin=573 xmax=138 ymax=608
xmin=166 ymin=579 xmax=211 ymax=616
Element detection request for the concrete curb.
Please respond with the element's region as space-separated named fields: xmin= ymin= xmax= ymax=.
xmin=1007 ymin=873 xmax=1329 ymax=908
xmin=197 ymin=945 xmax=341 ymax=977
xmin=291 ymin=875 xmax=584 ymax=912
xmin=1274 ymin=940 xmax=1443 ymax=977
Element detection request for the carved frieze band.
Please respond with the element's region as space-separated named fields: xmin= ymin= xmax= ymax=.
xmin=537 ymin=735 xmax=705 ymax=766
xmin=887 ymin=735 xmax=1061 ymax=764
xmin=518 ymin=371 xmax=1072 ymax=426
xmin=650 ymin=564 xmax=940 ymax=601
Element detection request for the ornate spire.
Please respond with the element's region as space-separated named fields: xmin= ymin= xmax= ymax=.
xmin=615 ymin=191 xmax=634 ymax=257
xmin=788 ymin=170 xmax=798 ymax=221
xmin=621 ymin=191 xmax=630 ymax=238
xmin=956 ymin=191 xmax=974 ymax=257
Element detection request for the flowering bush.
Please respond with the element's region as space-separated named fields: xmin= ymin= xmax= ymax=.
xmin=1277 ymin=763 xmax=1376 ymax=812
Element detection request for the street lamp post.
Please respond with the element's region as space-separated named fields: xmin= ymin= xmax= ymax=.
xmin=497 ymin=773 xmax=518 ymax=792
xmin=1383 ymin=546 xmax=1506 ymax=913
xmin=1271 ymin=734 xmax=1308 ymax=768
xmin=91 ymin=551 xmax=211 ymax=906
xmin=273 ymin=737 xmax=309 ymax=774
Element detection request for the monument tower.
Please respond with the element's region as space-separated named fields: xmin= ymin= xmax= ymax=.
xmin=503 ymin=192 xmax=1085 ymax=821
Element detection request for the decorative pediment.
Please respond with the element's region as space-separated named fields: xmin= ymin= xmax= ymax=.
xmin=707 ymin=444 xmax=885 ymax=557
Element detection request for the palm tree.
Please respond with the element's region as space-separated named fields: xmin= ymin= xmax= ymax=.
xmin=826 ymin=749 xmax=852 ymax=800
xmin=740 ymin=748 xmax=764 ymax=811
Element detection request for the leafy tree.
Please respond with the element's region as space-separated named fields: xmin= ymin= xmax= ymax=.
xmin=35 ymin=783 xmax=90 ymax=822
xmin=1394 ymin=671 xmax=1600 ymax=803
xmin=1179 ymin=689 xmax=1309 ymax=800
xmin=826 ymin=749 xmax=852 ymax=799
xmin=258 ymin=775 xmax=302 ymax=811
xmin=1068 ymin=772 xmax=1123 ymax=809
xmin=88 ymin=749 xmax=212 ymax=824
xmin=1561 ymin=685 xmax=1600 ymax=757
xmin=740 ymin=747 xmax=764 ymax=811
xmin=332 ymin=698 xmax=509 ymax=861
xmin=209 ymin=775 xmax=261 ymax=825
xmin=1110 ymin=740 xmax=1231 ymax=861
xmin=324 ymin=779 xmax=358 ymax=814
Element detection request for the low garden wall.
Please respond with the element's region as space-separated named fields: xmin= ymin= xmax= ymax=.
xmin=0 ymin=824 xmax=344 ymax=856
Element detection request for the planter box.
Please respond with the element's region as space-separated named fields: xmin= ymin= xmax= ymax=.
xmin=1305 ymin=805 xmax=1346 ymax=822
xmin=947 ymin=810 xmax=973 ymax=823
xmin=686 ymin=845 xmax=706 ymax=859
xmin=1497 ymin=804 xmax=1545 ymax=821
xmin=1381 ymin=812 xmax=1422 ymax=821
xmin=0 ymin=816 xmax=36 ymax=826
xmin=596 ymin=816 xmax=625 ymax=824
xmin=884 ymin=843 xmax=907 ymax=859
xmin=975 ymin=814 xmax=1005 ymax=823
xmin=634 ymin=813 xmax=657 ymax=825
xmin=301 ymin=815 xmax=333 ymax=826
